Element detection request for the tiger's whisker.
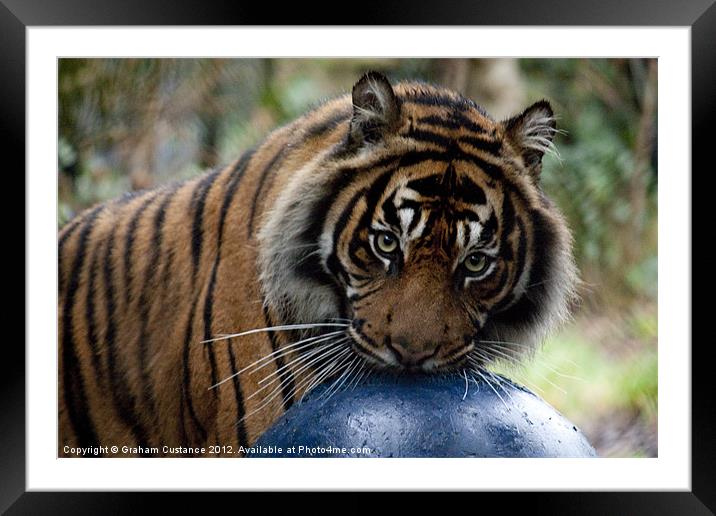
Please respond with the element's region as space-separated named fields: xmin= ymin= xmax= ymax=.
xmin=237 ymin=386 xmax=290 ymax=425
xmin=241 ymin=330 xmax=345 ymax=370
xmin=260 ymin=355 xmax=333 ymax=411
xmin=299 ymin=348 xmax=354 ymax=403
xmin=474 ymin=347 xmax=523 ymax=371
xmin=472 ymin=354 xmax=547 ymax=396
xmin=244 ymin=343 xmax=350 ymax=410
xmin=478 ymin=339 xmax=531 ymax=348
xmin=243 ymin=342 xmax=343 ymax=401
xmin=201 ymin=323 xmax=349 ymax=344
xmin=540 ymin=363 xmax=586 ymax=383
xmin=313 ymin=360 xmax=353 ymax=403
xmin=462 ymin=369 xmax=470 ymax=401
xmin=471 ymin=368 xmax=510 ymax=411
xmin=478 ymin=347 xmax=569 ymax=395
xmin=348 ymin=361 xmax=368 ymax=390
xmin=270 ymin=341 xmax=352 ymax=398
xmin=269 ymin=347 xmax=352 ymax=410
xmin=336 ymin=358 xmax=365 ymax=396
xmin=294 ymin=249 xmax=323 ymax=266
xmin=256 ymin=338 xmax=349 ymax=387
xmin=483 ymin=369 xmax=516 ymax=401
xmin=478 ymin=345 xmax=521 ymax=364
xmin=247 ymin=332 xmax=346 ymax=379
xmin=317 ymin=356 xmax=359 ymax=402
xmin=470 ymin=349 xmax=494 ymax=366
xmin=280 ymin=242 xmax=320 ymax=253
xmin=483 ymin=343 xmax=585 ymax=384
xmin=208 ymin=331 xmax=345 ymax=390
xmin=534 ymin=373 xmax=568 ymax=395
xmin=300 ymin=347 xmax=353 ymax=393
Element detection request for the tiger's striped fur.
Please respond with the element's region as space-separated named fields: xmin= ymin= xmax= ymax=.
xmin=58 ymin=72 xmax=577 ymax=457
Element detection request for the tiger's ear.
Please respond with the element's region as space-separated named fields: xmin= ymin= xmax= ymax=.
xmin=348 ymin=72 xmax=402 ymax=147
xmin=504 ymin=100 xmax=558 ymax=179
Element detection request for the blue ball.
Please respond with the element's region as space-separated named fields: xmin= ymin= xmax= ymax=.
xmin=250 ymin=373 xmax=597 ymax=458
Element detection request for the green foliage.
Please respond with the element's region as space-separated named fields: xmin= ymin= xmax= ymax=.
xmin=520 ymin=59 xmax=657 ymax=303
xmin=491 ymin=308 xmax=658 ymax=457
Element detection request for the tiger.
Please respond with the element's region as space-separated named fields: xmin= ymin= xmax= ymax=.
xmin=58 ymin=71 xmax=578 ymax=457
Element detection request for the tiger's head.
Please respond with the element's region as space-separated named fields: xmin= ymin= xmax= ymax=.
xmin=259 ymin=72 xmax=578 ymax=374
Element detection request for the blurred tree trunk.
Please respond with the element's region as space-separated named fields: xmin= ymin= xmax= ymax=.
xmin=431 ymin=59 xmax=526 ymax=119
xmin=626 ymin=59 xmax=657 ymax=267
xmin=127 ymin=122 xmax=158 ymax=191
xmin=433 ymin=59 xmax=472 ymax=93
xmin=196 ymin=61 xmax=226 ymax=170
xmin=125 ymin=60 xmax=162 ymax=191
xmin=199 ymin=114 xmax=219 ymax=170
xmin=470 ymin=59 xmax=526 ymax=119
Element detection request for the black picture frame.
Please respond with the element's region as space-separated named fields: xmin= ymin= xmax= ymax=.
xmin=5 ymin=0 xmax=710 ymax=511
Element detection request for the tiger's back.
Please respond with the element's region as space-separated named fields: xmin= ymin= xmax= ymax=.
xmin=58 ymin=95 xmax=353 ymax=456
xmin=59 ymin=73 xmax=577 ymax=457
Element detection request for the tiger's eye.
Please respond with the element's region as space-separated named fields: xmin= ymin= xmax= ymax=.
xmin=376 ymin=231 xmax=399 ymax=254
xmin=464 ymin=253 xmax=489 ymax=274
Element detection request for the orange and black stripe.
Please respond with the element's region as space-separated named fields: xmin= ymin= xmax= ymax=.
xmin=58 ymin=74 xmax=576 ymax=456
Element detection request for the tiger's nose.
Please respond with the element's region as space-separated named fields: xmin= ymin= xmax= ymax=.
xmin=387 ymin=338 xmax=440 ymax=366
